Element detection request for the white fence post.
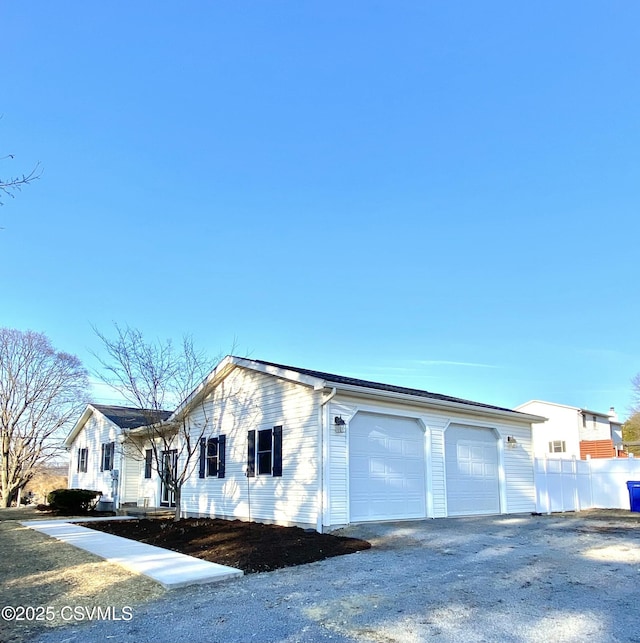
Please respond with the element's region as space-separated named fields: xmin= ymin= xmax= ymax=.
xmin=572 ymin=456 xmax=579 ymax=512
xmin=587 ymin=455 xmax=595 ymax=509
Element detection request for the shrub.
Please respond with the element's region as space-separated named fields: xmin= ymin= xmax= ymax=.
xmin=47 ymin=488 xmax=102 ymax=514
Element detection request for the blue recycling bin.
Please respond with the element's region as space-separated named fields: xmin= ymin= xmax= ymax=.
xmin=626 ymin=481 xmax=640 ymax=512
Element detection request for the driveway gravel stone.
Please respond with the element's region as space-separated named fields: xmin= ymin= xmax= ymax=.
xmin=30 ymin=512 xmax=640 ymax=643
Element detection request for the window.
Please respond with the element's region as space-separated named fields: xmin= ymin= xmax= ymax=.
xmin=207 ymin=439 xmax=218 ymax=476
xmin=257 ymin=429 xmax=273 ymax=474
xmin=77 ymin=448 xmax=88 ymax=473
xmin=100 ymin=442 xmax=115 ymax=472
xmin=548 ymin=440 xmax=566 ymax=453
xmin=247 ymin=426 xmax=282 ymax=477
xmin=199 ymin=435 xmax=226 ymax=478
xmin=144 ymin=449 xmax=153 ymax=479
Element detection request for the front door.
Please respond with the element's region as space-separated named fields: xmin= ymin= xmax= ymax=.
xmin=160 ymin=449 xmax=177 ymax=507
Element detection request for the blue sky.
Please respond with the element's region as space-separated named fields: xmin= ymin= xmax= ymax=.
xmin=1 ymin=2 xmax=638 ymax=418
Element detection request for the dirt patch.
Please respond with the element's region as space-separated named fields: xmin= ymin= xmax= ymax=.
xmin=0 ymin=507 xmax=164 ymax=643
xmin=555 ymin=508 xmax=640 ymax=522
xmin=552 ymin=508 xmax=640 ymax=535
xmin=81 ymin=518 xmax=371 ymax=573
xmin=575 ymin=524 xmax=637 ymax=535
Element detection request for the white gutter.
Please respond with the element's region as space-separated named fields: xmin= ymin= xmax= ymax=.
xmin=325 ymin=382 xmax=546 ymax=424
xmin=317 ymin=387 xmax=337 ymax=533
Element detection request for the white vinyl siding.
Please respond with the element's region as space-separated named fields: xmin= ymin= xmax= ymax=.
xmin=180 ymin=368 xmax=320 ymax=528
xmin=326 ymin=401 xmax=356 ymax=526
xmin=501 ymin=422 xmax=535 ymax=513
xmin=120 ymin=442 xmax=146 ymax=505
xmin=425 ymin=418 xmax=449 ymax=518
xmin=67 ymin=413 xmax=120 ymax=501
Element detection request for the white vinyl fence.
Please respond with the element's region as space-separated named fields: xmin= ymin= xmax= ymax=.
xmin=534 ymin=456 xmax=640 ymax=513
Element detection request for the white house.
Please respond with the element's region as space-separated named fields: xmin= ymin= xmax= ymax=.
xmin=515 ymin=400 xmax=624 ymax=460
xmin=66 ymin=357 xmax=545 ymax=530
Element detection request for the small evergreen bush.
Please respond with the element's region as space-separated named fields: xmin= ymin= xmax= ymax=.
xmin=46 ymin=488 xmax=102 ymax=514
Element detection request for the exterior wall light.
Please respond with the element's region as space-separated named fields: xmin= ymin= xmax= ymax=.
xmin=334 ymin=416 xmax=347 ymax=434
xmin=506 ymin=436 xmax=517 ymax=448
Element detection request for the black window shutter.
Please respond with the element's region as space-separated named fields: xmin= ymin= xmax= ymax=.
xmin=77 ymin=448 xmax=81 ymax=473
xmin=272 ymin=425 xmax=283 ymax=477
xmin=199 ymin=438 xmax=206 ymax=479
xmin=100 ymin=444 xmax=104 ymax=472
xmin=247 ymin=430 xmax=255 ymax=477
xmin=218 ymin=434 xmax=226 ymax=478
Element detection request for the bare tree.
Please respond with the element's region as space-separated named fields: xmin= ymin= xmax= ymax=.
xmin=93 ymin=324 xmax=218 ymax=521
xmin=0 ymin=328 xmax=89 ymax=507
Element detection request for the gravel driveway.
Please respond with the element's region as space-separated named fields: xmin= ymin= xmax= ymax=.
xmin=30 ymin=511 xmax=640 ymax=643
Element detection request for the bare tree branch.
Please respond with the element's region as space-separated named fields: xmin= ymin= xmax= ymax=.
xmin=1 ymin=157 xmax=41 ymax=205
xmin=631 ymin=373 xmax=640 ymax=415
xmin=93 ymin=324 xmax=219 ymax=521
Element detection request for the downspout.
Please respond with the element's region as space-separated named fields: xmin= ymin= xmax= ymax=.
xmin=317 ymin=387 xmax=337 ymax=533
xmin=116 ymin=432 xmax=127 ymax=510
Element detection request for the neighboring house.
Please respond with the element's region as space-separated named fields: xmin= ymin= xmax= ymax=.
xmin=515 ymin=400 xmax=624 ymax=460
xmin=66 ymin=357 xmax=545 ymax=530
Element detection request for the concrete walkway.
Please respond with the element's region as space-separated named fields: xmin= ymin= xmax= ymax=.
xmin=21 ymin=518 xmax=243 ymax=589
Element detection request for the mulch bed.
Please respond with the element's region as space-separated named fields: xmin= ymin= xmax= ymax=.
xmin=81 ymin=518 xmax=371 ymax=573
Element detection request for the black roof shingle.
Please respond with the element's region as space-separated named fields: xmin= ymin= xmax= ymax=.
xmin=245 ymin=358 xmax=518 ymax=414
xmin=92 ymin=404 xmax=172 ymax=429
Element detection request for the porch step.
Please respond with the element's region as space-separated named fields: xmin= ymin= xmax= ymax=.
xmin=117 ymin=507 xmax=175 ymax=519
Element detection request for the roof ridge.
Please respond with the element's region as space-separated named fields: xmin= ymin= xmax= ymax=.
xmin=92 ymin=402 xmax=172 ymax=413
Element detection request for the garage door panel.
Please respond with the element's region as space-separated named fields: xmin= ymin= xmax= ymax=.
xmin=385 ymin=438 xmax=402 ymax=455
xmin=349 ymin=412 xmax=426 ymax=522
xmin=471 ymin=462 xmax=484 ymax=476
xmin=370 ymin=459 xmax=386 ymax=475
xmin=446 ymin=426 xmax=500 ymax=516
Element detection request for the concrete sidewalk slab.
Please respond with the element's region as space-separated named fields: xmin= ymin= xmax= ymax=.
xmin=21 ymin=519 xmax=243 ymax=589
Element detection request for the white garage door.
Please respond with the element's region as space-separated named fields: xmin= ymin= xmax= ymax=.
xmin=445 ymin=425 xmax=500 ymax=516
xmin=349 ymin=412 xmax=426 ymax=522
